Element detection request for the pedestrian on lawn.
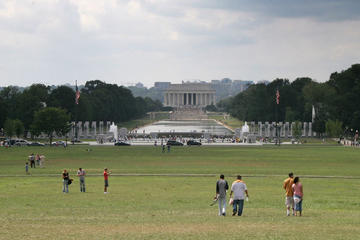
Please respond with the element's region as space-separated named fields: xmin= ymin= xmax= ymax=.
xmin=25 ymin=162 xmax=29 ymax=174
xmin=77 ymin=168 xmax=86 ymax=192
xmin=215 ymin=174 xmax=229 ymax=216
xmin=104 ymin=168 xmax=111 ymax=194
xmin=283 ymin=172 xmax=295 ymax=216
xmin=62 ymin=169 xmax=70 ymax=193
xmin=30 ymin=153 xmax=35 ymax=168
xmin=36 ymin=154 xmax=40 ymax=166
xmin=292 ymin=177 xmax=303 ymax=216
xmin=229 ymin=175 xmax=249 ymax=216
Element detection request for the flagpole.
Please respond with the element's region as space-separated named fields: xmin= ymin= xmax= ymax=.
xmin=74 ymin=80 xmax=78 ymax=143
xmin=276 ymin=89 xmax=280 ymax=146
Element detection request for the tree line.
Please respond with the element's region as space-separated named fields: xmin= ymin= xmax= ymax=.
xmin=217 ymin=64 xmax=360 ymax=136
xmin=0 ymin=80 xmax=163 ymax=138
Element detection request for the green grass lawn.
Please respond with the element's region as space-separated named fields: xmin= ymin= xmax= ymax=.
xmin=207 ymin=114 xmax=243 ymax=130
xmin=1 ymin=145 xmax=360 ymax=239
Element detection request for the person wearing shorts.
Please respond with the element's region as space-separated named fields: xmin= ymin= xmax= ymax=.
xmin=283 ymin=172 xmax=294 ymax=216
xmin=104 ymin=168 xmax=110 ymax=194
xmin=292 ymin=177 xmax=304 ymax=216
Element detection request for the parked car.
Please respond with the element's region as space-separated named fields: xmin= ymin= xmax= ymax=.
xmin=52 ymin=141 xmax=66 ymax=146
xmin=166 ymin=140 xmax=184 ymax=146
xmin=114 ymin=142 xmax=131 ymax=146
xmin=27 ymin=142 xmax=45 ymax=146
xmin=187 ymin=140 xmax=201 ymax=146
xmin=14 ymin=139 xmax=30 ymax=146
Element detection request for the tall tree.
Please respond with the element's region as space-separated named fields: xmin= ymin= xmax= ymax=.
xmin=31 ymin=107 xmax=70 ymax=144
xmin=17 ymin=84 xmax=49 ymax=130
xmin=4 ymin=119 xmax=15 ymax=140
xmin=48 ymin=86 xmax=76 ymax=118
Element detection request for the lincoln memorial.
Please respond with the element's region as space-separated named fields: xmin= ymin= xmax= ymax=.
xmin=164 ymin=83 xmax=216 ymax=108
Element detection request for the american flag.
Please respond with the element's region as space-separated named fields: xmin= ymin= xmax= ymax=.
xmin=276 ymin=89 xmax=280 ymax=105
xmin=75 ymin=81 xmax=80 ymax=105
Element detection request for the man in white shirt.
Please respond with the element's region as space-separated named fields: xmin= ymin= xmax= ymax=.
xmin=77 ymin=168 xmax=86 ymax=192
xmin=229 ymin=175 xmax=249 ymax=216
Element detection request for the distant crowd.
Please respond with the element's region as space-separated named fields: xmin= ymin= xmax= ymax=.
xmin=25 ymin=153 xmax=45 ymax=173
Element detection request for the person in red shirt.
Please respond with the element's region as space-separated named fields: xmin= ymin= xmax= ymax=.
xmin=104 ymin=168 xmax=111 ymax=194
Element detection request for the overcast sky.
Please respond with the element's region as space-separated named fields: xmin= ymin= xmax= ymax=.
xmin=1 ymin=0 xmax=360 ymax=87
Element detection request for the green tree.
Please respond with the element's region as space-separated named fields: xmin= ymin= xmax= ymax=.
xmin=292 ymin=121 xmax=302 ymax=142
xmin=13 ymin=119 xmax=25 ymax=138
xmin=313 ymin=113 xmax=326 ymax=137
xmin=325 ymin=120 xmax=343 ymax=138
xmin=205 ymin=104 xmax=217 ymax=112
xmin=285 ymin=107 xmax=296 ymax=122
xmin=48 ymin=86 xmax=76 ymax=119
xmin=328 ymin=64 xmax=360 ymax=130
xmin=4 ymin=118 xmax=15 ymax=139
xmin=17 ymin=84 xmax=49 ymax=130
xmin=31 ymin=107 xmax=70 ymax=144
xmin=0 ymin=86 xmax=21 ymax=124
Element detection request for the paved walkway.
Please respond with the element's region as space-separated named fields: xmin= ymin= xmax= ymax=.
xmin=1 ymin=173 xmax=359 ymax=179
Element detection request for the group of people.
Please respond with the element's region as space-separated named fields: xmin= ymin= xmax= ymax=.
xmin=61 ymin=168 xmax=111 ymax=194
xmin=25 ymin=153 xmax=45 ymax=173
xmin=283 ymin=172 xmax=303 ymax=216
xmin=215 ymin=175 xmax=249 ymax=216
xmin=214 ymin=172 xmax=303 ymax=217
xmin=60 ymin=168 xmax=303 ymax=217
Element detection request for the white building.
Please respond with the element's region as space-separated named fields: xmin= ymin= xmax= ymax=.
xmin=164 ymin=83 xmax=216 ymax=108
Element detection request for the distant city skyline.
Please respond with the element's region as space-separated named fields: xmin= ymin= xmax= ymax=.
xmin=1 ymin=0 xmax=359 ymax=87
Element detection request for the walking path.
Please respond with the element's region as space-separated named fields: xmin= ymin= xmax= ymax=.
xmin=1 ymin=173 xmax=359 ymax=179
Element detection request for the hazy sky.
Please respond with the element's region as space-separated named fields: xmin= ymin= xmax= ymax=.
xmin=1 ymin=0 xmax=360 ymax=87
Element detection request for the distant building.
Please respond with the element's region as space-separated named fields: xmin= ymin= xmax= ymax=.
xmin=135 ymin=82 xmax=146 ymax=89
xmin=164 ymin=83 xmax=216 ymax=107
xmin=154 ymin=82 xmax=171 ymax=90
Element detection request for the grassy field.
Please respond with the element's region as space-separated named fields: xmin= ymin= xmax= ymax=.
xmin=0 ymin=145 xmax=359 ymax=240
xmin=207 ymin=114 xmax=243 ymax=130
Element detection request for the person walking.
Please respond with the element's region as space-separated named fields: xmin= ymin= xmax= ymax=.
xmin=36 ymin=154 xmax=40 ymax=166
xmin=25 ymin=162 xmax=29 ymax=175
xmin=215 ymin=174 xmax=229 ymax=216
xmin=292 ymin=177 xmax=303 ymax=216
xmin=77 ymin=168 xmax=86 ymax=192
xmin=62 ymin=169 xmax=70 ymax=193
xmin=229 ymin=175 xmax=249 ymax=216
xmin=104 ymin=168 xmax=111 ymax=194
xmin=283 ymin=172 xmax=294 ymax=216
xmin=29 ymin=153 xmax=35 ymax=168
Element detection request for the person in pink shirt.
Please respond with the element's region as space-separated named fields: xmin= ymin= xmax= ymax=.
xmin=292 ymin=177 xmax=303 ymax=216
